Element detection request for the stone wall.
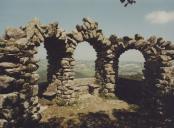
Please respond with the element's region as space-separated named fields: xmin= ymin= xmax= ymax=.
xmin=0 ymin=21 xmax=42 ymax=127
xmin=110 ymin=34 xmax=174 ymax=114
xmin=0 ymin=17 xmax=174 ymax=127
xmin=65 ymin=18 xmax=116 ymax=96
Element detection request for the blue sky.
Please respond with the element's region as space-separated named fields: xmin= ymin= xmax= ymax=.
xmin=0 ymin=0 xmax=174 ymax=61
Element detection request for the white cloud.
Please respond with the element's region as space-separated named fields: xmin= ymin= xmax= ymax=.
xmin=145 ymin=10 xmax=174 ymax=24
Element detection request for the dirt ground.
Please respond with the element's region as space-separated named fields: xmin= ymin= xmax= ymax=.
xmin=37 ymin=78 xmax=142 ymax=128
xmin=39 ymin=78 xmax=137 ymax=124
xmin=40 ymin=94 xmax=135 ymax=120
xmin=37 ymin=78 xmax=172 ymax=128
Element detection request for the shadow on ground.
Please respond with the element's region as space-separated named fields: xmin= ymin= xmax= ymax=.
xmin=38 ymin=82 xmax=49 ymax=96
xmin=36 ymin=109 xmax=174 ymax=128
xmin=34 ymin=78 xmax=174 ymax=128
xmin=116 ymin=77 xmax=144 ymax=104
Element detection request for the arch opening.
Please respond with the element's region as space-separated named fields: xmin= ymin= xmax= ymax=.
xmin=116 ymin=49 xmax=146 ymax=104
xmin=44 ymin=37 xmax=67 ymax=83
xmin=118 ymin=49 xmax=145 ymax=81
xmin=36 ymin=37 xmax=67 ymax=96
xmin=35 ymin=43 xmax=48 ymax=83
xmin=73 ymin=42 xmax=96 ymax=79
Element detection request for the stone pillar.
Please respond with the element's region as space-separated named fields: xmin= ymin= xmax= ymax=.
xmin=44 ymin=37 xmax=65 ymax=83
xmin=95 ymin=52 xmax=104 ymax=85
xmin=0 ymin=27 xmax=41 ymax=127
xmin=43 ymin=37 xmax=70 ymax=99
xmin=113 ymin=57 xmax=119 ymax=93
xmin=56 ymin=57 xmax=76 ymax=104
xmin=98 ymin=47 xmax=116 ymax=96
xmin=153 ymin=54 xmax=174 ymax=115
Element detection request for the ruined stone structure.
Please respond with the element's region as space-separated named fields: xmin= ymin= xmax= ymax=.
xmin=0 ymin=17 xmax=174 ymax=127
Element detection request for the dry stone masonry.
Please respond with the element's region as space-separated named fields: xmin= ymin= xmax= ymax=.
xmin=0 ymin=17 xmax=174 ymax=127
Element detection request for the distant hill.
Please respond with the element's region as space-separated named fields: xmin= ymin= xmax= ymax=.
xmin=119 ymin=61 xmax=144 ymax=80
xmin=37 ymin=59 xmax=145 ymax=82
xmin=74 ymin=60 xmax=95 ymax=78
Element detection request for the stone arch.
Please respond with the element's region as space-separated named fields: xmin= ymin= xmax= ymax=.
xmin=68 ymin=18 xmax=107 ymax=82
xmin=114 ymin=35 xmax=156 ymax=86
xmin=0 ymin=18 xmax=174 ymax=127
xmin=110 ymin=34 xmax=174 ymax=109
xmin=73 ymin=42 xmax=96 ymax=78
xmin=117 ymin=49 xmax=145 ymax=80
xmin=0 ymin=18 xmax=68 ymax=127
xmin=62 ymin=18 xmax=115 ymax=97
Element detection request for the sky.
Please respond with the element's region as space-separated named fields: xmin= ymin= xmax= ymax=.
xmin=0 ymin=0 xmax=174 ymax=61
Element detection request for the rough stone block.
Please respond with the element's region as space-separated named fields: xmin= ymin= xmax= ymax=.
xmin=63 ymin=90 xmax=73 ymax=95
xmin=32 ymin=85 xmax=39 ymax=96
xmin=105 ymin=83 xmax=115 ymax=89
xmin=0 ymin=75 xmax=15 ymax=91
xmin=0 ymin=62 xmax=18 ymax=69
xmin=15 ymin=38 xmax=28 ymax=49
xmin=30 ymin=73 xmax=39 ymax=84
xmin=0 ymin=92 xmax=19 ymax=108
xmin=0 ymin=119 xmax=8 ymax=128
xmin=0 ymin=108 xmax=18 ymax=120
xmin=0 ymin=46 xmax=20 ymax=54
xmin=5 ymin=27 xmax=26 ymax=39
